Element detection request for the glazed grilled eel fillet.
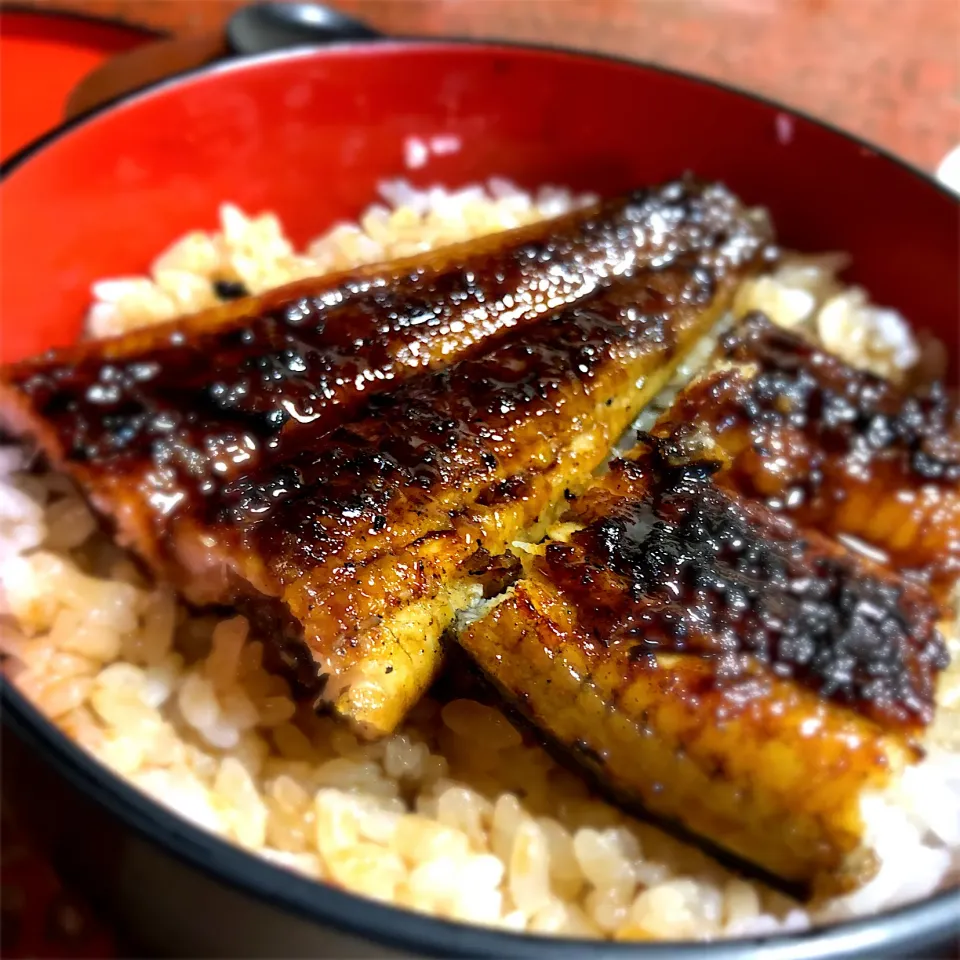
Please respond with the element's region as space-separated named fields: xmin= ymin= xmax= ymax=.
xmin=0 ymin=180 xmax=772 ymax=737
xmin=456 ymin=436 xmax=949 ymax=894
xmin=0 ymin=177 xmax=760 ymax=596
xmin=653 ymin=313 xmax=960 ymax=601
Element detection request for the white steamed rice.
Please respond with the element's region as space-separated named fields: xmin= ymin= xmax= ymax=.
xmin=1 ymin=179 xmax=957 ymax=942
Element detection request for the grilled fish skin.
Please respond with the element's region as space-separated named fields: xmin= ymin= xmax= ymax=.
xmin=239 ymin=251 xmax=764 ymax=736
xmin=654 ymin=312 xmax=960 ymax=600
xmin=0 ymin=180 xmax=773 ymax=737
xmin=0 ymin=177 xmax=766 ymax=593
xmin=455 ymin=437 xmax=949 ymax=892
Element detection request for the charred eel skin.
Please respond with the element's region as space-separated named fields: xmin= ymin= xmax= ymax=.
xmin=0 ymin=178 xmax=774 ymax=737
xmin=0 ymin=177 xmax=768 ymax=591
xmin=240 ymin=243 xmax=768 ymax=737
xmin=654 ymin=313 xmax=960 ymax=601
xmin=455 ymin=436 xmax=948 ymax=893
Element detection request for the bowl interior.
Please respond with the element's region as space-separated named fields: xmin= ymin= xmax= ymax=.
xmin=1 ymin=42 xmax=957 ymax=373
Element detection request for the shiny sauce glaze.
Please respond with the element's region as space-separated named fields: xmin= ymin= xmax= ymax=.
xmin=226 ymin=241 xmax=765 ymax=692
xmin=542 ymin=437 xmax=949 ymax=730
xmin=2 ymin=178 xmax=770 ymax=541
xmin=247 ymin=259 xmax=723 ymax=590
xmin=656 ymin=313 xmax=960 ymax=597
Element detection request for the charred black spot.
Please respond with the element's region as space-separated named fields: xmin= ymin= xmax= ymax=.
xmin=543 ymin=439 xmax=948 ymax=730
xmin=653 ymin=313 xmax=960 ymax=596
xmin=718 ymin=313 xmax=960 ymax=490
xmin=213 ymin=279 xmax=250 ymax=301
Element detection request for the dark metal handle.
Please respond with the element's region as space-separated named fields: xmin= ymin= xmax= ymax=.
xmin=226 ymin=2 xmax=383 ymax=57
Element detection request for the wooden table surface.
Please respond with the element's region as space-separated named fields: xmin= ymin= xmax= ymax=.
xmin=12 ymin=0 xmax=960 ymax=172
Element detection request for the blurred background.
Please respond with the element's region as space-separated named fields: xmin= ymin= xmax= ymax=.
xmin=2 ymin=0 xmax=958 ymax=171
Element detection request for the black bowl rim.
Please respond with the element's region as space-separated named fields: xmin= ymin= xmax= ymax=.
xmin=1 ymin=38 xmax=958 ymax=960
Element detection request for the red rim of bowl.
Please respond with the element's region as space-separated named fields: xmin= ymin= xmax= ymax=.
xmin=1 ymin=39 xmax=958 ymax=960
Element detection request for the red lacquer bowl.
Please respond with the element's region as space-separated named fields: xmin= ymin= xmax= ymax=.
xmin=1 ymin=40 xmax=958 ymax=960
xmin=0 ymin=7 xmax=158 ymax=161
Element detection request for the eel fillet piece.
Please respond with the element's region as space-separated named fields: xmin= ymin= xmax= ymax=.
xmin=0 ymin=176 xmax=764 ymax=597
xmin=455 ymin=436 xmax=949 ymax=894
xmin=234 ymin=247 xmax=766 ymax=736
xmin=653 ymin=312 xmax=960 ymax=602
xmin=0 ymin=179 xmax=773 ymax=737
